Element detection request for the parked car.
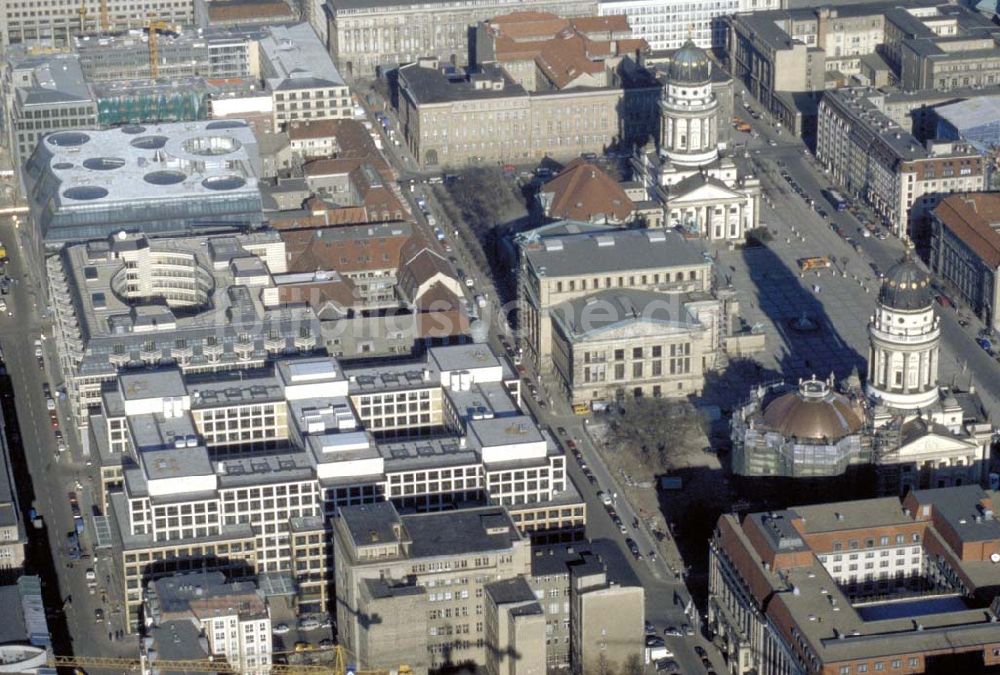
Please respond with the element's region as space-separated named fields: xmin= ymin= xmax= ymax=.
xmin=299 ymin=619 xmax=321 ymax=631
xmin=272 ymin=623 xmax=291 ymax=635
xmin=94 ymin=609 xmax=104 ymax=624
xmin=683 ymin=623 xmax=695 ymax=636
xmin=645 ymin=635 xmax=665 ymax=648
xmin=664 ymin=625 xmax=682 ymax=637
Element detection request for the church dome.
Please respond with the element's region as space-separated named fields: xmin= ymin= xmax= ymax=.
xmin=878 ymin=257 xmax=932 ymax=311
xmin=761 ymin=378 xmax=864 ymax=442
xmin=668 ymin=40 xmax=712 ymax=84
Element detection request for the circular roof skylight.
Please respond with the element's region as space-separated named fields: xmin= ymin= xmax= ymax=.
xmin=144 ymin=170 xmax=187 ymax=186
xmin=201 ymin=175 xmax=246 ymax=190
xmin=130 ymin=135 xmax=168 ymax=150
xmin=83 ymin=157 xmax=126 ymax=171
xmin=48 ymin=132 xmax=91 ymax=147
xmin=63 ymin=186 xmax=109 ymax=200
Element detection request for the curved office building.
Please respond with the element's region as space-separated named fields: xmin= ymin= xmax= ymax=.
xmin=24 ymin=120 xmax=263 ymax=245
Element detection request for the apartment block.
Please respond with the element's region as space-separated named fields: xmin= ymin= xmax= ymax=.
xmin=1 ymin=53 xmax=98 ymax=168
xmin=259 ymin=23 xmax=351 ymax=132
xmin=97 ymin=345 xmax=584 ymax=629
xmin=47 ymin=229 xmax=302 ymax=427
xmin=143 ymin=571 xmax=272 ymax=674
xmin=325 ymin=0 xmax=598 ymax=79
xmin=816 ymin=88 xmax=986 ymax=241
xmin=727 ymin=1 xmax=1000 ymax=135
xmin=597 ymin=0 xmax=778 ymax=53
xmin=710 ymin=487 xmax=1000 ymax=675
xmin=930 ymin=193 xmax=1000 ymax=335
xmin=333 ymin=502 xmax=535 ymax=673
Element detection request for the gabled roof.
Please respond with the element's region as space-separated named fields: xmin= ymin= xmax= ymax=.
xmin=281 ymin=223 xmax=412 ymax=274
xmin=540 ymin=159 xmax=633 ymax=222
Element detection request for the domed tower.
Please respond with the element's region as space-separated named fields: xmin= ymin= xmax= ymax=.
xmin=866 ymin=256 xmax=940 ymax=411
xmin=659 ymin=40 xmax=719 ymax=167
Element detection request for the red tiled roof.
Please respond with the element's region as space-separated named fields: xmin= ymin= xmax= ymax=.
xmin=934 ymin=193 xmax=1000 ymax=268
xmin=541 ymin=159 xmax=633 ymax=223
xmin=569 ymin=16 xmax=630 ymax=35
xmin=206 ymin=0 xmax=294 ymax=23
xmin=281 ymin=226 xmax=411 ymax=274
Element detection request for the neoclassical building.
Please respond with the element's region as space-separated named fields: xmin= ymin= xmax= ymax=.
xmin=632 ymin=41 xmax=760 ymax=242
xmin=866 ymin=257 xmax=941 ymax=411
xmin=733 ymin=256 xmax=994 ymax=494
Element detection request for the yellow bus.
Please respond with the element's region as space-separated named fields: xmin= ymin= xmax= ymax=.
xmin=573 ymin=403 xmax=590 ymax=415
xmin=798 ymin=256 xmax=831 ymax=271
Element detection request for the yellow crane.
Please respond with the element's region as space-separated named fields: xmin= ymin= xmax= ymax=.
xmin=146 ymin=18 xmax=175 ymax=78
xmin=48 ymin=647 xmax=413 ymax=674
xmin=99 ymin=0 xmax=109 ymax=31
xmin=77 ymin=0 xmax=88 ymax=33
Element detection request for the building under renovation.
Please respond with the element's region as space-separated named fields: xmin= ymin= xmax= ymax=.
xmin=733 ymin=257 xmax=994 ymax=494
xmin=732 ymin=375 xmax=869 ymax=478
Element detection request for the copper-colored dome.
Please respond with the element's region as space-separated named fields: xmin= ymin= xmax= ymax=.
xmin=761 ymin=379 xmax=864 ymax=442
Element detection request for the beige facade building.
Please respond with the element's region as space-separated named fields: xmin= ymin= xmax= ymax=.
xmin=569 ymin=553 xmax=643 ymax=675
xmin=99 ymin=345 xmax=585 ymax=630
xmin=517 ymin=227 xmax=713 ymax=373
xmin=517 ymin=226 xmax=733 ymax=405
xmin=816 ymin=88 xmax=987 ymax=241
xmin=259 ymin=23 xmax=351 ymax=132
xmin=395 ymin=13 xmax=658 ymax=168
xmin=550 ymin=289 xmax=716 ymax=403
xmin=333 ymin=502 xmax=537 ymax=674
xmin=930 ymin=193 xmax=1000 ymax=335
xmin=727 ymin=1 xmax=1000 ymax=133
xmin=325 ymin=0 xmax=597 ymax=79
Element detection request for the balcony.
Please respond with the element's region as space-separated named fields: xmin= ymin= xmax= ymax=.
xmin=109 ymin=352 xmax=131 ymax=367
xmin=294 ymin=334 xmax=316 ymax=351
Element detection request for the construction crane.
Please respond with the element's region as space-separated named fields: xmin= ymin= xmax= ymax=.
xmin=48 ymin=647 xmax=412 ymax=674
xmin=77 ymin=0 xmax=88 ymax=33
xmin=146 ymin=19 xmax=175 ymax=79
xmin=332 ymin=645 xmax=413 ymax=675
xmin=50 ymin=653 xmax=332 ymax=673
xmin=99 ymin=0 xmax=109 ymax=31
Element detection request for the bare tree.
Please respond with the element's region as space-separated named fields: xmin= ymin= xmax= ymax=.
xmin=605 ymin=397 xmax=706 ymax=472
xmin=622 ymin=653 xmax=644 ymax=675
xmin=590 ymin=652 xmax=617 ymax=675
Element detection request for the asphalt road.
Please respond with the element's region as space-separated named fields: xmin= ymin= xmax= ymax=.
xmin=0 ymin=216 xmax=136 ymax=659
xmin=731 ymin=96 xmax=1000 ymax=419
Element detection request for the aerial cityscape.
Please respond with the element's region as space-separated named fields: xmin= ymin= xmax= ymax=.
xmin=0 ymin=0 xmax=998 ymax=672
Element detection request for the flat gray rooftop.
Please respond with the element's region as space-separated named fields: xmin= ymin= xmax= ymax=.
xmin=399 ymin=63 xmax=527 ymax=106
xmin=521 ymin=228 xmax=708 ymax=278
xmin=402 ymin=506 xmax=522 ymax=558
xmin=260 ymin=23 xmax=346 ymax=90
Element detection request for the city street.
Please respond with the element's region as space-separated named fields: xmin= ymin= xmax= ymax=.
xmin=0 ymin=215 xmax=135 ymax=660
xmin=728 ymin=99 xmax=1000 ymax=419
